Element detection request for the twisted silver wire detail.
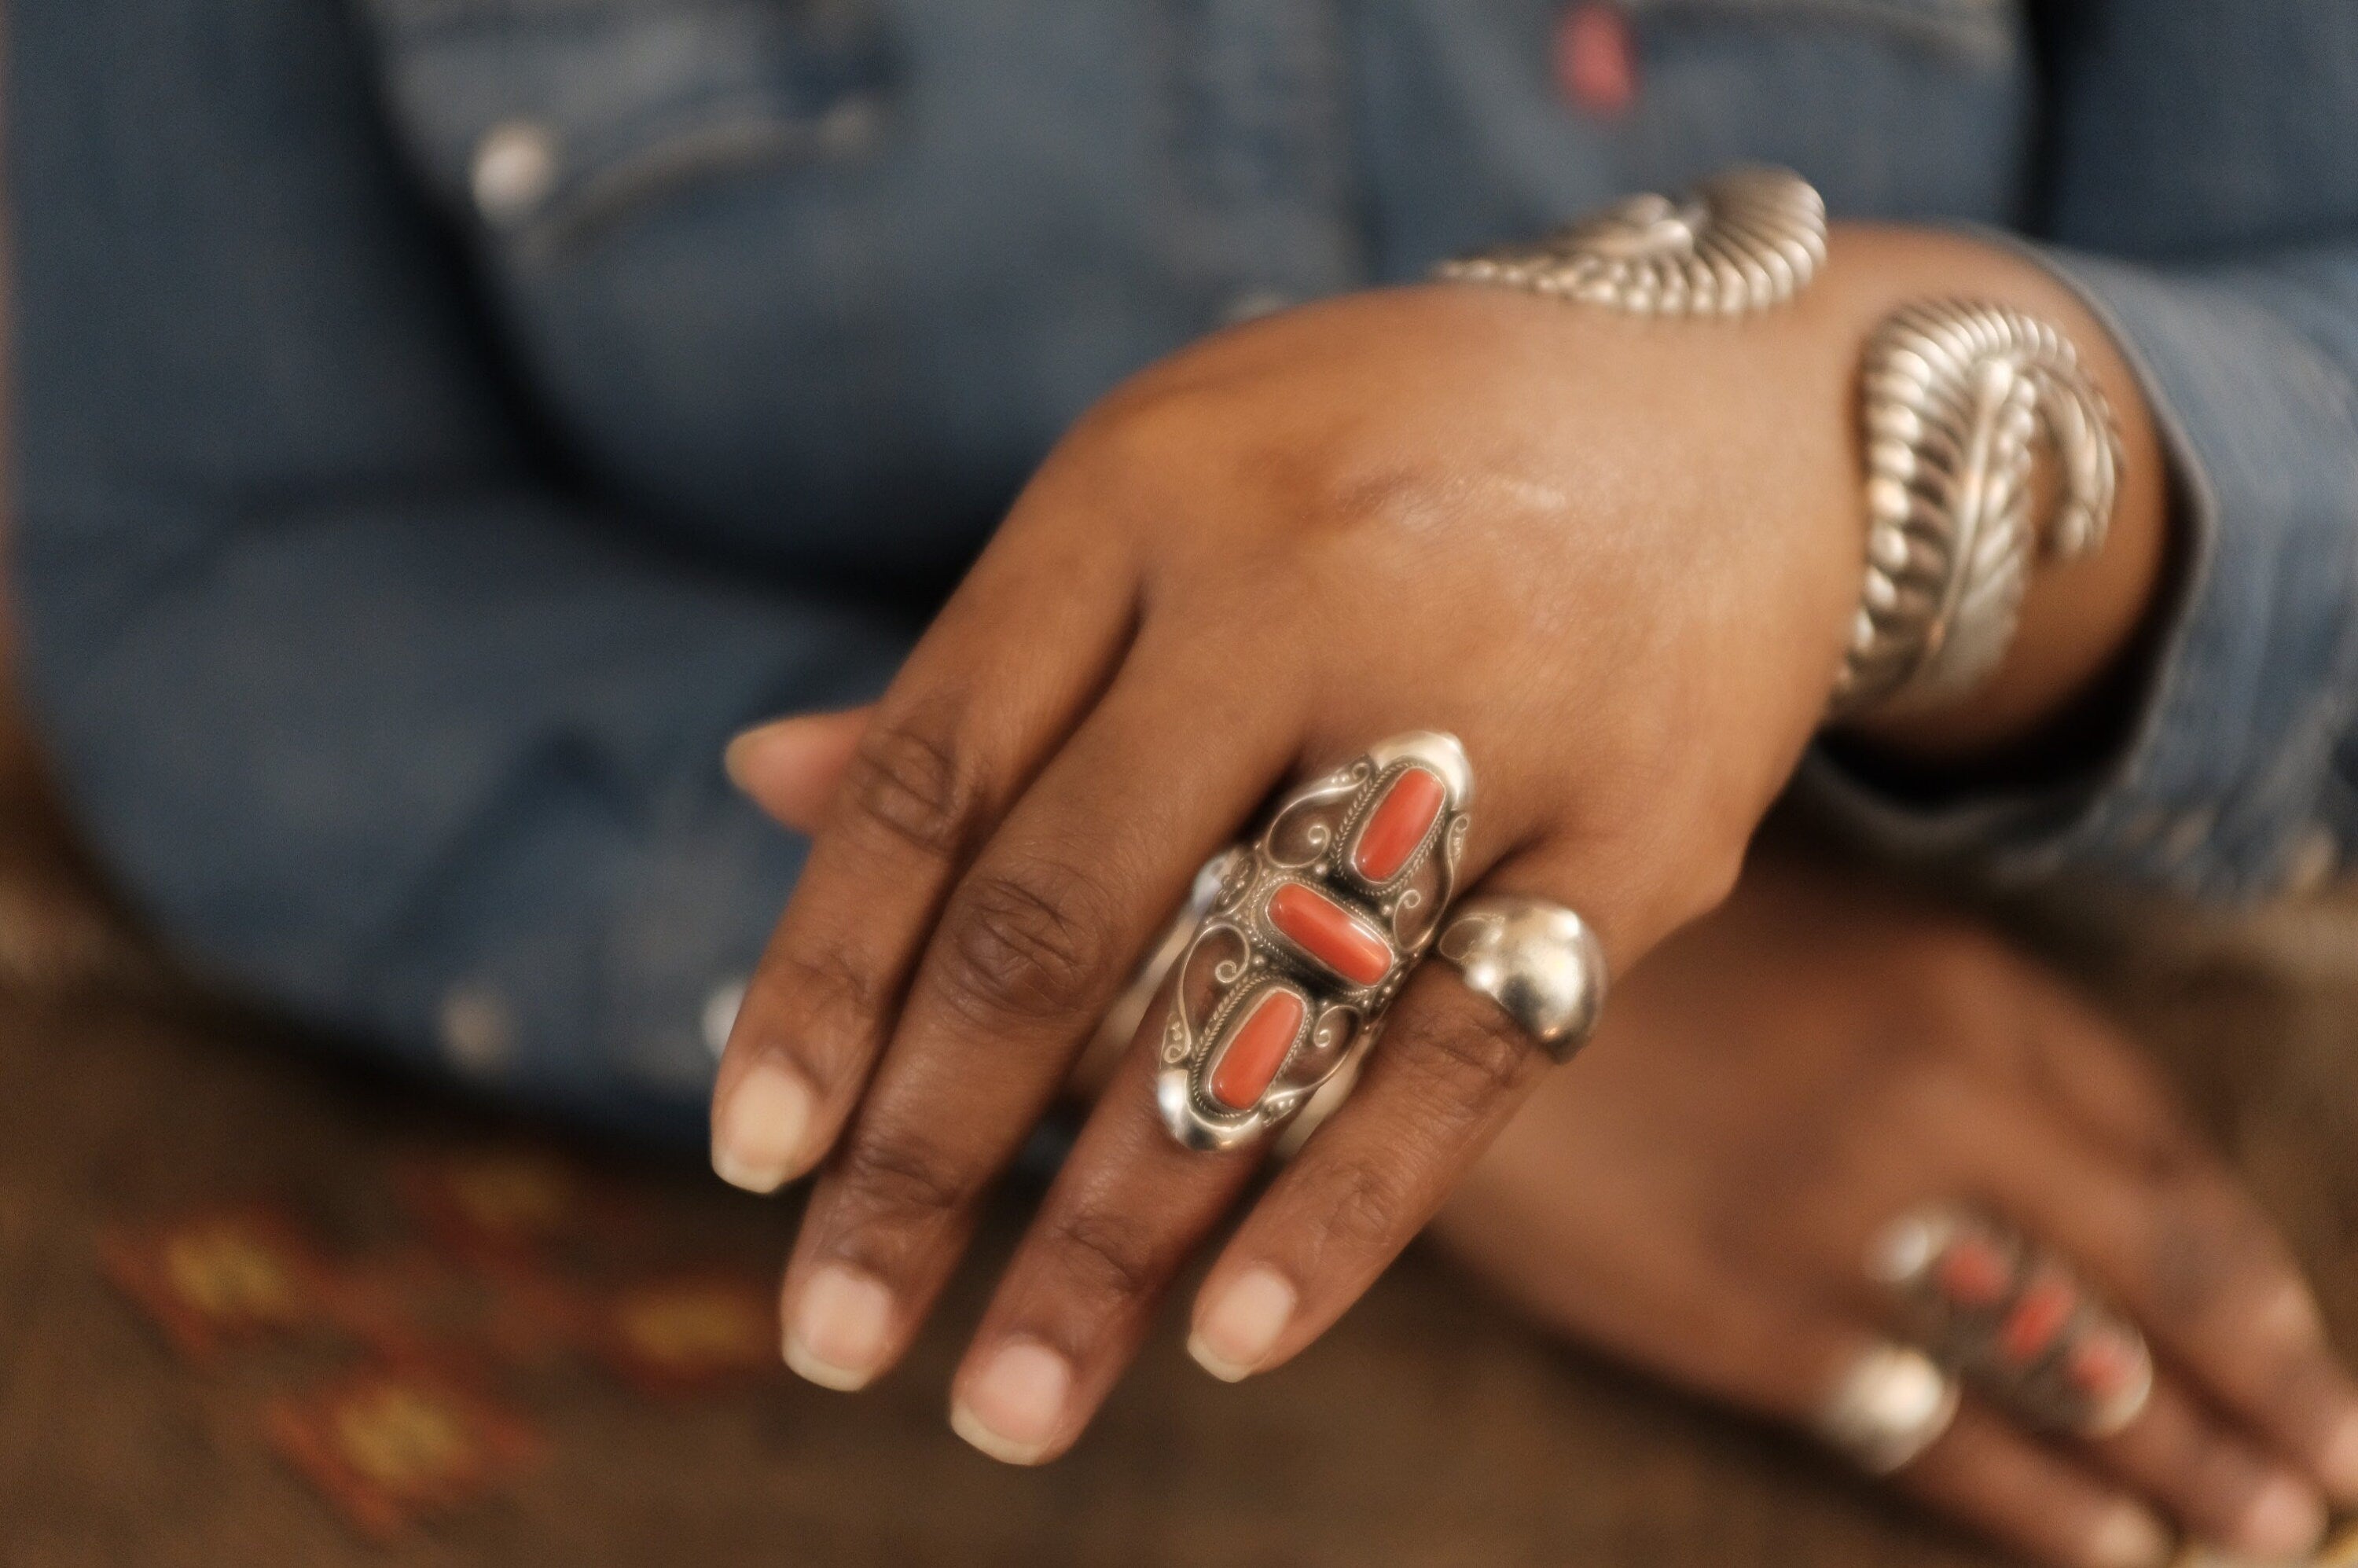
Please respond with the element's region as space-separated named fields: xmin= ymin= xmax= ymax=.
xmin=1434 ymin=166 xmax=1827 ymax=318
xmin=1831 ymin=302 xmax=2123 ymax=715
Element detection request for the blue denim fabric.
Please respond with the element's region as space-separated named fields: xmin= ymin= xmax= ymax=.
xmin=11 ymin=0 xmax=2357 ymax=1133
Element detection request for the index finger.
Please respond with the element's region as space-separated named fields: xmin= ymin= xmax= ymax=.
xmin=709 ymin=512 xmax=1135 ymax=1195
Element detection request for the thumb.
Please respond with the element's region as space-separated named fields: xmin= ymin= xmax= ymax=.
xmin=723 ymin=704 xmax=874 ymax=834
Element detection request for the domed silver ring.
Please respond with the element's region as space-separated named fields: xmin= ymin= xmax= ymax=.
xmin=1815 ymin=1342 xmax=1961 ymax=1475
xmin=1433 ymin=896 xmax=1609 ymax=1063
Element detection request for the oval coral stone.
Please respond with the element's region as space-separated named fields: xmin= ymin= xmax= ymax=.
xmin=1266 ymin=883 xmax=1393 ymax=987
xmin=1349 ymin=767 xmax=1446 ymax=883
xmin=1934 ymin=1237 xmax=2011 ymax=1307
xmin=1996 ymin=1276 xmax=2077 ymax=1367
xmin=2062 ymin=1327 xmax=2140 ymax=1399
xmin=1208 ymin=987 xmax=1309 ymax=1111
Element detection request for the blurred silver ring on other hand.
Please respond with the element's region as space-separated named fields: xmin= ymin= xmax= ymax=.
xmin=1816 ymin=1341 xmax=1962 ymax=1474
xmin=1154 ymin=733 xmax=1475 ymax=1152
xmin=1434 ymin=896 xmax=1609 ymax=1063
xmin=1868 ymin=1205 xmax=2154 ymax=1438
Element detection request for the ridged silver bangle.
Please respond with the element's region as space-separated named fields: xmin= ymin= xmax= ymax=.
xmin=1830 ymin=301 xmax=2123 ymax=717
xmin=1433 ymin=165 xmax=1827 ymax=318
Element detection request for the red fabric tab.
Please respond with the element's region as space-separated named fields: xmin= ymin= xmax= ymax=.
xmin=1555 ymin=3 xmax=1639 ymax=119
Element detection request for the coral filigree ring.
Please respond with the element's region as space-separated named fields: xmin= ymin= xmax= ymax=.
xmin=1869 ymin=1206 xmax=2155 ymax=1438
xmin=1153 ymin=733 xmax=1475 ymax=1151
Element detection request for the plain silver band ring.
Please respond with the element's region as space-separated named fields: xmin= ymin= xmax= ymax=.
xmin=1815 ymin=1342 xmax=1962 ymax=1475
xmin=1434 ymin=896 xmax=1609 ymax=1063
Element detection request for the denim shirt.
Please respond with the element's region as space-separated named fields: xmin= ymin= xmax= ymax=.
xmin=13 ymin=1 xmax=2358 ymax=1136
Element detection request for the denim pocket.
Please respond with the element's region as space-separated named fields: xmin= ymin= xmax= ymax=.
xmin=358 ymin=0 xmax=905 ymax=259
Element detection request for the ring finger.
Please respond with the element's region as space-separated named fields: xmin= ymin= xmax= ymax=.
xmin=946 ymin=830 xmax=1591 ymax=1460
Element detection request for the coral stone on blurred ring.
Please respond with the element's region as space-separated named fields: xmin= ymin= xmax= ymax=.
xmin=2063 ymin=1326 xmax=2143 ymax=1400
xmin=1996 ymin=1275 xmax=2077 ymax=1366
xmin=1349 ymin=766 xmax=1447 ymax=883
xmin=1208 ymin=987 xmax=1309 ymax=1111
xmin=1934 ymin=1236 xmax=2011 ymax=1306
xmin=1265 ymin=883 xmax=1393 ymax=987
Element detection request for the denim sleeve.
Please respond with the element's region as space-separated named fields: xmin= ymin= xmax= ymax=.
xmin=9 ymin=0 xmax=913 ymax=1137
xmin=1802 ymin=242 xmax=2358 ymax=905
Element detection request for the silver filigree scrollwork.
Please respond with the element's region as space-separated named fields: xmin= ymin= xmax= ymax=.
xmin=1433 ymin=166 xmax=1827 ymax=318
xmin=1155 ymin=733 xmax=1475 ymax=1151
xmin=1830 ymin=301 xmax=2123 ymax=716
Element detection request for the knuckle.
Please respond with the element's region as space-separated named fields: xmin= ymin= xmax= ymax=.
xmin=1852 ymin=1052 xmax=1979 ymax=1140
xmin=757 ymin=947 xmax=883 ymax=1085
xmin=1797 ymin=1057 xmax=1981 ymax=1205
xmin=838 ymin=707 xmax=983 ymax=862
xmin=935 ymin=861 xmax=1115 ymax=1027
xmin=832 ymin=1131 xmax=979 ymax=1225
xmin=1084 ymin=378 xmax=1223 ymax=468
xmin=1410 ymin=1006 xmax=1541 ymax=1113
xmin=1292 ymin=1154 xmax=1420 ymax=1267
xmin=2144 ymin=1181 xmax=2290 ymax=1333
xmin=1679 ymin=840 xmax=1749 ymax=926
xmin=2165 ymin=1428 xmax=2276 ymax=1525
xmin=1901 ymin=933 xmax=2040 ymax=1041
xmin=1040 ymin=1208 xmax=1162 ymax=1304
xmin=1901 ymin=933 xmax=2011 ymax=1008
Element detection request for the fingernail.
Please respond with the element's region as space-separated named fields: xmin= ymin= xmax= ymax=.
xmin=783 ymin=1265 xmax=893 ymax=1391
xmin=2231 ymin=1473 xmax=2325 ymax=1561
xmin=711 ymin=1058 xmax=815 ymax=1194
xmin=950 ymin=1339 xmax=1071 ymax=1465
xmin=2316 ymin=1407 xmax=2358 ymax=1503
xmin=1188 ymin=1267 xmax=1296 ymax=1383
xmin=2084 ymin=1504 xmax=2171 ymax=1568
xmin=721 ymin=723 xmax=781 ymax=794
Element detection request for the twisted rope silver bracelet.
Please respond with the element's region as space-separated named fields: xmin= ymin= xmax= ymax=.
xmin=1434 ymin=165 xmax=1826 ymax=318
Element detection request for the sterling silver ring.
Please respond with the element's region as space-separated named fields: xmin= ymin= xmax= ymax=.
xmin=1869 ymin=1206 xmax=2154 ymax=1438
xmin=1155 ymin=733 xmax=1474 ymax=1151
xmin=1434 ymin=896 xmax=1609 ymax=1063
xmin=1815 ymin=1342 xmax=1961 ymax=1474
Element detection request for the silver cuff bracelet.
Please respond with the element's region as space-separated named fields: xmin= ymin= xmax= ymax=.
xmin=1828 ymin=301 xmax=2123 ymax=717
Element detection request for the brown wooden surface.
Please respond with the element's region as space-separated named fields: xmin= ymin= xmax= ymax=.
xmin=1 ymin=714 xmax=2353 ymax=1566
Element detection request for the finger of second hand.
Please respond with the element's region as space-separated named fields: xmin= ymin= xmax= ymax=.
xmin=1185 ymin=957 xmax=1553 ymax=1386
xmin=946 ymin=1030 xmax=1262 ymax=1465
xmin=1967 ymin=1105 xmax=2358 ymax=1510
xmin=2084 ymin=1372 xmax=2327 ymax=1562
xmin=1901 ymin=1401 xmax=2174 ymax=1568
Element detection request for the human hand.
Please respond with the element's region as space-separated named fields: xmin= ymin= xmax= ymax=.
xmin=1433 ymin=855 xmax=2358 ymax=1568
xmin=710 ymin=226 xmax=2166 ymax=1463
